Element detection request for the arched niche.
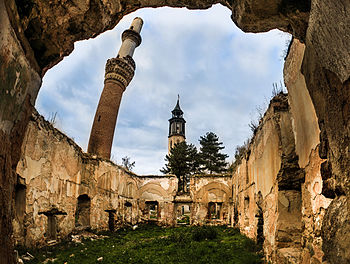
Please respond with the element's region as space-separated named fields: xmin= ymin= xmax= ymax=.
xmin=75 ymin=194 xmax=91 ymax=228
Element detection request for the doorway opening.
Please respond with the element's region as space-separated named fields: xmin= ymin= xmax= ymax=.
xmin=75 ymin=194 xmax=91 ymax=228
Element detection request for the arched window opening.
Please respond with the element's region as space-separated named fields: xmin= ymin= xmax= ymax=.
xmin=176 ymin=203 xmax=191 ymax=225
xmin=124 ymin=201 xmax=133 ymax=224
xmin=75 ymin=194 xmax=91 ymax=228
xmin=15 ymin=183 xmax=26 ymax=223
xmin=208 ymin=202 xmax=222 ymax=220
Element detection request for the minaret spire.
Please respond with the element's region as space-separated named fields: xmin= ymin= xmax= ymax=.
xmin=88 ymin=17 xmax=143 ymax=159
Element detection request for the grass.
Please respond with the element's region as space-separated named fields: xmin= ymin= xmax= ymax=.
xmin=19 ymin=224 xmax=262 ymax=264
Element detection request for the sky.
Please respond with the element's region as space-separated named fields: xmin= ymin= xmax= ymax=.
xmin=36 ymin=4 xmax=291 ymax=175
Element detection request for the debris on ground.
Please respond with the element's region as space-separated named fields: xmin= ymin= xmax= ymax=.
xmin=43 ymin=258 xmax=57 ymax=264
xmin=21 ymin=252 xmax=34 ymax=261
xmin=70 ymin=230 xmax=108 ymax=244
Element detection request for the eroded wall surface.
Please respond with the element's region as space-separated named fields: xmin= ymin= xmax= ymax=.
xmin=2 ymin=0 xmax=350 ymax=261
xmin=138 ymin=176 xmax=177 ymax=225
xmin=232 ymin=94 xmax=303 ymax=263
xmin=15 ymin=112 xmax=145 ymax=247
xmin=11 ymin=42 xmax=337 ymax=263
xmin=15 ymin=111 xmax=231 ymax=247
xmin=232 ymin=40 xmax=334 ymax=264
xmin=190 ymin=175 xmax=232 ymax=225
xmin=284 ymin=39 xmax=332 ymax=264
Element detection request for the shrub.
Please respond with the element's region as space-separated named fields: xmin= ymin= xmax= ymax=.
xmin=191 ymin=226 xmax=218 ymax=241
xmin=168 ymin=228 xmax=190 ymax=243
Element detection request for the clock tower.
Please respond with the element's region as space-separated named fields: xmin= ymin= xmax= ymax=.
xmin=168 ymin=96 xmax=186 ymax=154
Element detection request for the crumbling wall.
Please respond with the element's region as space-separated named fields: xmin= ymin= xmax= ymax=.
xmin=15 ymin=111 xmax=142 ymax=247
xmin=232 ymin=95 xmax=304 ymax=263
xmin=2 ymin=0 xmax=350 ymax=261
xmin=190 ymin=175 xmax=231 ymax=225
xmin=138 ymin=176 xmax=177 ymax=225
xmin=15 ymin=110 xmax=234 ymax=247
xmin=232 ymin=38 xmax=336 ymax=263
xmin=284 ymin=39 xmax=332 ymax=263
xmin=0 ymin=0 xmax=41 ymax=261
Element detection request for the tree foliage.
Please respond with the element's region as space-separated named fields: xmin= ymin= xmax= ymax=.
xmin=228 ymin=140 xmax=250 ymax=173
xmin=160 ymin=142 xmax=199 ymax=192
xmin=198 ymin=132 xmax=228 ymax=174
xmin=122 ymin=156 xmax=135 ymax=171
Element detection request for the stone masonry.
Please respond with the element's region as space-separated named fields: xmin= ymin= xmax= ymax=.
xmin=2 ymin=0 xmax=350 ymax=263
xmin=15 ymin=110 xmax=231 ymax=247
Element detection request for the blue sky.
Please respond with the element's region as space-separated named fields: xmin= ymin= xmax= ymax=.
xmin=36 ymin=5 xmax=291 ymax=175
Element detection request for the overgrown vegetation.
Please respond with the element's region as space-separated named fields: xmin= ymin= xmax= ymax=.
xmin=121 ymin=156 xmax=136 ymax=171
xmin=19 ymin=225 xmax=262 ymax=264
xmin=198 ymin=132 xmax=228 ymax=174
xmin=229 ymin=139 xmax=250 ymax=172
xmin=230 ymin=82 xmax=288 ymax=173
xmin=161 ymin=132 xmax=228 ymax=191
xmin=160 ymin=141 xmax=199 ymax=192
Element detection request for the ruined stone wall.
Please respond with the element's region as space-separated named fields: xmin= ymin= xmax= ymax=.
xmin=284 ymin=39 xmax=332 ymax=264
xmin=138 ymin=176 xmax=177 ymax=225
xmin=0 ymin=0 xmax=41 ymax=261
xmin=15 ymin=111 xmax=143 ymax=247
xmin=232 ymin=95 xmax=304 ymax=263
xmin=14 ymin=110 xmax=181 ymax=247
xmin=14 ymin=109 xmax=235 ymax=247
xmin=2 ymin=0 xmax=350 ymax=262
xmin=232 ymin=39 xmax=336 ymax=263
xmin=190 ymin=175 xmax=232 ymax=225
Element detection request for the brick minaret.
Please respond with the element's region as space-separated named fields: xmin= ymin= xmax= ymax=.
xmin=88 ymin=17 xmax=143 ymax=159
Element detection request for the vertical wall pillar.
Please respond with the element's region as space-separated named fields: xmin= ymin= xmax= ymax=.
xmin=88 ymin=17 xmax=143 ymax=159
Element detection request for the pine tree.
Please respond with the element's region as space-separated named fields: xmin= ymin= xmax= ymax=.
xmin=198 ymin=132 xmax=228 ymax=174
xmin=160 ymin=141 xmax=199 ymax=192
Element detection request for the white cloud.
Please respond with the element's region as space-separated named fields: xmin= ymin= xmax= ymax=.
xmin=37 ymin=5 xmax=291 ymax=175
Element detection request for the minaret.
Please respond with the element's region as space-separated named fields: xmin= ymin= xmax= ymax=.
xmin=168 ymin=96 xmax=186 ymax=154
xmin=88 ymin=17 xmax=143 ymax=159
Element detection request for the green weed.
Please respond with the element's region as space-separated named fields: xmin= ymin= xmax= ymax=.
xmin=19 ymin=225 xmax=262 ymax=264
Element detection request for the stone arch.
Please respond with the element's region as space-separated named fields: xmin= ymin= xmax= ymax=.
xmin=75 ymin=194 xmax=91 ymax=228
xmin=138 ymin=183 xmax=168 ymax=200
xmin=14 ymin=1 xmax=309 ymax=72
xmin=124 ymin=201 xmax=133 ymax=223
xmin=2 ymin=1 xmax=350 ymax=262
xmin=195 ymin=182 xmax=230 ymax=222
xmin=195 ymin=182 xmax=230 ymax=201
